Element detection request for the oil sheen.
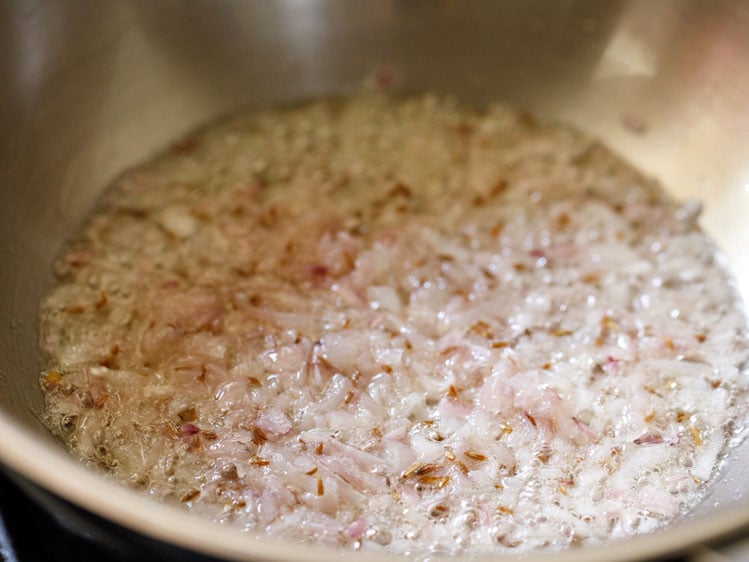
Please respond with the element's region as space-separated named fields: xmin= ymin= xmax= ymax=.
xmin=40 ymin=94 xmax=749 ymax=556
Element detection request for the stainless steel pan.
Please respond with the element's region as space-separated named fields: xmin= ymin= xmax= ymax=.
xmin=1 ymin=2 xmax=748 ymax=560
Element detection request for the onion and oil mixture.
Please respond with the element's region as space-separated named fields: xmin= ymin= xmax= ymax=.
xmin=40 ymin=94 xmax=749 ymax=556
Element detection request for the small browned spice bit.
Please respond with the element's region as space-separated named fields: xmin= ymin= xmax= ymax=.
xmin=690 ymin=425 xmax=703 ymax=446
xmin=309 ymin=264 xmax=329 ymax=280
xmin=98 ymin=344 xmax=120 ymax=369
xmin=344 ymin=390 xmax=355 ymax=404
xmin=695 ymin=333 xmax=707 ymax=343
xmin=247 ymin=376 xmax=262 ymax=387
xmin=388 ymin=182 xmax=412 ymax=198
xmin=381 ymin=365 xmax=393 ymax=374
xmin=430 ymin=503 xmax=450 ymax=518
xmin=536 ymin=446 xmax=553 ymax=464
xmin=419 ymin=476 xmax=450 ymax=488
xmin=518 ymin=110 xmax=538 ymax=128
xmin=448 ymin=385 xmax=460 ymax=399
xmin=454 ymin=121 xmax=474 ymax=137
xmin=551 ymin=329 xmax=573 ymax=337
xmin=497 ymin=535 xmax=522 ymax=548
xmin=445 ymin=450 xmax=456 ymax=461
xmin=316 ymin=475 xmax=325 ymax=496
xmin=250 ymin=425 xmax=268 ymax=445
xmin=525 ymin=412 xmax=537 ymax=427
xmin=710 ymin=380 xmax=722 ymax=389
xmin=542 ymin=362 xmax=551 ymax=370
xmin=181 ymin=489 xmax=200 ymax=502
xmin=202 ymin=430 xmax=218 ymax=440
xmin=402 ymin=462 xmax=424 ymax=479
xmin=675 ymin=411 xmax=689 ymax=423
xmin=492 ymin=341 xmax=509 ymax=349
xmin=306 ymin=467 xmax=318 ymax=476
xmin=556 ymin=213 xmax=571 ymax=229
xmin=251 ymin=456 xmax=270 ymax=466
xmin=488 ymin=178 xmax=507 ymax=198
xmin=644 ymin=412 xmax=656 ymax=423
xmin=498 ymin=505 xmax=514 ymax=515
xmin=372 ymin=427 xmax=383 ymax=438
xmin=316 ymin=355 xmax=337 ymax=373
xmin=94 ymin=291 xmax=109 ymax=309
xmin=581 ymin=271 xmax=600 ymax=284
xmin=472 ymin=195 xmax=486 ymax=207
xmin=66 ymin=305 xmax=85 ymax=314
xmin=117 ymin=207 xmax=148 ymax=219
xmin=440 ymin=346 xmax=459 ymax=356
xmin=93 ymin=392 xmax=108 ymax=409
xmin=481 ymin=267 xmax=497 ymax=281
xmin=663 ymin=336 xmax=675 ymax=351
xmin=469 ymin=321 xmax=493 ymax=339
xmin=643 ymin=385 xmax=662 ymax=397
xmin=177 ymin=407 xmax=197 ymax=422
xmin=464 ymin=451 xmax=488 ymax=462
xmin=173 ymin=135 xmax=200 ymax=154
xmin=43 ymin=371 xmax=62 ymax=391
xmin=456 ymin=460 xmax=469 ymax=474
xmin=419 ymin=475 xmax=450 ymax=489
xmin=512 ymin=262 xmax=527 ymax=272
xmin=165 ymin=423 xmax=180 ymax=439
xmin=315 ymin=442 xmax=324 ymax=455
xmin=496 ymin=421 xmax=513 ymax=440
xmin=414 ymin=463 xmax=439 ymax=477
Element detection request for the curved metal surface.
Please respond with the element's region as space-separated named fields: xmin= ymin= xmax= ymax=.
xmin=0 ymin=1 xmax=747 ymax=560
